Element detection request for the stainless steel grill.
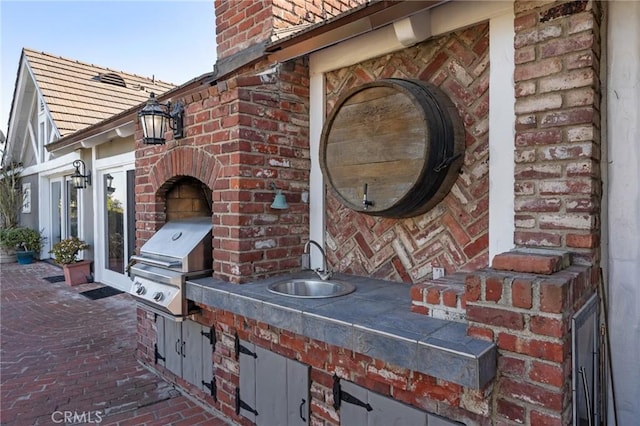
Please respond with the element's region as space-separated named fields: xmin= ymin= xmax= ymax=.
xmin=128 ymin=217 xmax=212 ymax=320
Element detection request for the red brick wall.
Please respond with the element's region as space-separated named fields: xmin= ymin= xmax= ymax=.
xmin=215 ymin=0 xmax=366 ymax=60
xmin=513 ymin=0 xmax=602 ymax=264
xmin=134 ymin=59 xmax=310 ymax=283
xmin=466 ymin=251 xmax=599 ymax=425
xmin=136 ymin=252 xmax=599 ymax=426
xmin=324 ymin=23 xmax=490 ymax=283
xmin=135 ymin=2 xmax=604 ymax=425
xmin=478 ymin=3 xmax=603 ymax=423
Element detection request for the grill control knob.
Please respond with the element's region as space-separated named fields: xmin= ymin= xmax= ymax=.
xmin=153 ymin=292 xmax=164 ymax=302
xmin=135 ymin=285 xmax=146 ymax=295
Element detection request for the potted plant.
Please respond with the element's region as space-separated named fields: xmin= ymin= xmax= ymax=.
xmin=0 ymin=227 xmax=20 ymax=263
xmin=50 ymin=237 xmax=91 ymax=286
xmin=12 ymin=227 xmax=45 ymax=264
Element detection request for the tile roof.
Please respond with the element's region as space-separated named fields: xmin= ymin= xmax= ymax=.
xmin=23 ymin=48 xmax=175 ymax=137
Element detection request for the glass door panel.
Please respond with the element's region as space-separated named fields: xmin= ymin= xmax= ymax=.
xmin=66 ymin=180 xmax=78 ymax=238
xmin=105 ymin=172 xmax=125 ymax=273
xmin=97 ymin=166 xmax=134 ymax=291
xmin=51 ymin=181 xmax=62 ymax=246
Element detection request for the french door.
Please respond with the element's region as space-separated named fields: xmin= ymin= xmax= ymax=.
xmin=49 ymin=178 xmax=79 ymax=247
xmin=95 ymin=167 xmax=135 ymax=291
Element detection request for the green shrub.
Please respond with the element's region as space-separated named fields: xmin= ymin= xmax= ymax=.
xmin=50 ymin=237 xmax=89 ymax=264
xmin=0 ymin=227 xmax=45 ymax=253
xmin=0 ymin=228 xmax=21 ymax=251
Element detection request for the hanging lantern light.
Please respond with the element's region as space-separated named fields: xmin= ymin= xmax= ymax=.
xmin=71 ymin=159 xmax=91 ymax=189
xmin=138 ymin=92 xmax=184 ymax=145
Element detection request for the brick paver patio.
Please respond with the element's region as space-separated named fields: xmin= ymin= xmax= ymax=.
xmin=0 ymin=261 xmax=232 ymax=425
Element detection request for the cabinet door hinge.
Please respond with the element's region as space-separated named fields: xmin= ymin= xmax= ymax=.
xmin=332 ymin=374 xmax=372 ymax=412
xmin=235 ymin=387 xmax=258 ymax=416
xmin=234 ymin=333 xmax=257 ymax=359
xmin=202 ymin=378 xmax=217 ymax=401
xmin=154 ymin=343 xmax=165 ymax=364
xmin=201 ymin=326 xmax=216 ymax=346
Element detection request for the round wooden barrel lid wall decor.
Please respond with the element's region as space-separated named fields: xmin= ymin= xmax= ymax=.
xmin=319 ymin=78 xmax=465 ymax=218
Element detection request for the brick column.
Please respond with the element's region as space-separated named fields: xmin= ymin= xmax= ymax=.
xmin=513 ymin=0 xmax=602 ymax=264
xmin=215 ymin=0 xmax=364 ymax=60
xmin=466 ymin=250 xmax=598 ymax=425
xmin=135 ymin=60 xmax=311 ymax=284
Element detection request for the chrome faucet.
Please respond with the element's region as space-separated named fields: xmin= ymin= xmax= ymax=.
xmin=303 ymin=240 xmax=333 ymax=280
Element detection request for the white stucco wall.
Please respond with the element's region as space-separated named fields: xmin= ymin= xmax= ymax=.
xmin=606 ymin=1 xmax=640 ymax=424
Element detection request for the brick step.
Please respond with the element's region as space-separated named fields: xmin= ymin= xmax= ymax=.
xmin=410 ymin=272 xmax=467 ymax=322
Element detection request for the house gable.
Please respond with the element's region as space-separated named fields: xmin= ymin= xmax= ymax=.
xmin=2 ymin=48 xmax=175 ymax=169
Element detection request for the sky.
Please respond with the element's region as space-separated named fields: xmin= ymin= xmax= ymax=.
xmin=0 ymin=0 xmax=217 ymax=139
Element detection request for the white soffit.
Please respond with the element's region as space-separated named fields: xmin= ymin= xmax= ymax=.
xmin=310 ymin=1 xmax=511 ymax=74
xmin=80 ymin=121 xmax=136 ymax=148
xmin=22 ymin=151 xmax=81 ymax=176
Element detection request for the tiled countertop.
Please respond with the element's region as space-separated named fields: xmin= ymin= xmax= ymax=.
xmin=186 ymin=271 xmax=496 ymax=389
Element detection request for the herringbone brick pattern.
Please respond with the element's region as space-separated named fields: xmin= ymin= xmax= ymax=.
xmin=325 ymin=23 xmax=490 ymax=283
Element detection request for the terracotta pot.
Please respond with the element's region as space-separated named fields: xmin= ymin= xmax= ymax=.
xmin=62 ymin=260 xmax=92 ymax=286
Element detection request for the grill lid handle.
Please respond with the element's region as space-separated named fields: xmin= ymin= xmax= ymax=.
xmin=130 ymin=255 xmax=182 ymax=269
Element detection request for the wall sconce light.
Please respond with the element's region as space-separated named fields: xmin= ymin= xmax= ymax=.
xmin=270 ymin=183 xmax=289 ymax=210
xmin=71 ymin=159 xmax=91 ymax=189
xmin=138 ymin=92 xmax=184 ymax=145
xmin=105 ymin=173 xmax=116 ymax=194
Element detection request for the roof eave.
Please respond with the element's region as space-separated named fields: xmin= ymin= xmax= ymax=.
xmin=46 ymin=1 xmax=448 ymax=155
xmin=45 ymin=72 xmax=213 ymax=155
xmin=266 ymin=0 xmax=446 ymax=62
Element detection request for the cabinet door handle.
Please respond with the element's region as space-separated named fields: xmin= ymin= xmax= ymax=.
xmin=299 ymin=398 xmax=306 ymax=422
xmin=175 ymin=339 xmax=181 ymax=355
xmin=182 ymin=341 xmax=186 ymax=358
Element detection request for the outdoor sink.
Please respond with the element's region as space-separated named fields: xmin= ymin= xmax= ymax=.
xmin=268 ymin=278 xmax=356 ymax=298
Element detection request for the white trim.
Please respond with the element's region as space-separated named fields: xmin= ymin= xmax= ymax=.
xmin=310 ymin=1 xmax=512 ymax=75
xmin=488 ymin=10 xmax=516 ymax=263
xmin=25 ymin=121 xmax=36 ymax=162
xmin=94 ymin=151 xmax=135 ymax=169
xmin=429 ymin=1 xmax=511 ymax=37
xmin=38 ymin=174 xmax=50 ymax=256
xmin=4 ymin=61 xmax=29 ymax=166
xmin=606 ymin=2 xmax=640 ymax=424
xmin=25 ymin=59 xmax=60 ymax=148
xmin=26 ymin=94 xmax=38 ymax=162
xmin=81 ymin=122 xmax=136 ymax=149
xmin=308 ymin=73 xmax=326 ymax=267
xmin=21 ymin=152 xmax=80 ymax=176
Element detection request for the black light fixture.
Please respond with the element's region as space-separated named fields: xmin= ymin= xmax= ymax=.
xmin=71 ymin=159 xmax=91 ymax=189
xmin=138 ymin=92 xmax=184 ymax=145
xmin=105 ymin=173 xmax=115 ymax=194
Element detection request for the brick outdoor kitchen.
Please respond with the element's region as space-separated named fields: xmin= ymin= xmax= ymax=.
xmin=128 ymin=1 xmax=608 ymax=425
xmin=8 ymin=0 xmax=638 ymax=425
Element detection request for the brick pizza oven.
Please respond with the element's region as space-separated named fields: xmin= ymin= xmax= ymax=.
xmin=134 ymin=1 xmax=603 ymax=425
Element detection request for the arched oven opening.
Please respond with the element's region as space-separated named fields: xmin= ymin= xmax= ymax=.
xmin=164 ymin=177 xmax=213 ymax=222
